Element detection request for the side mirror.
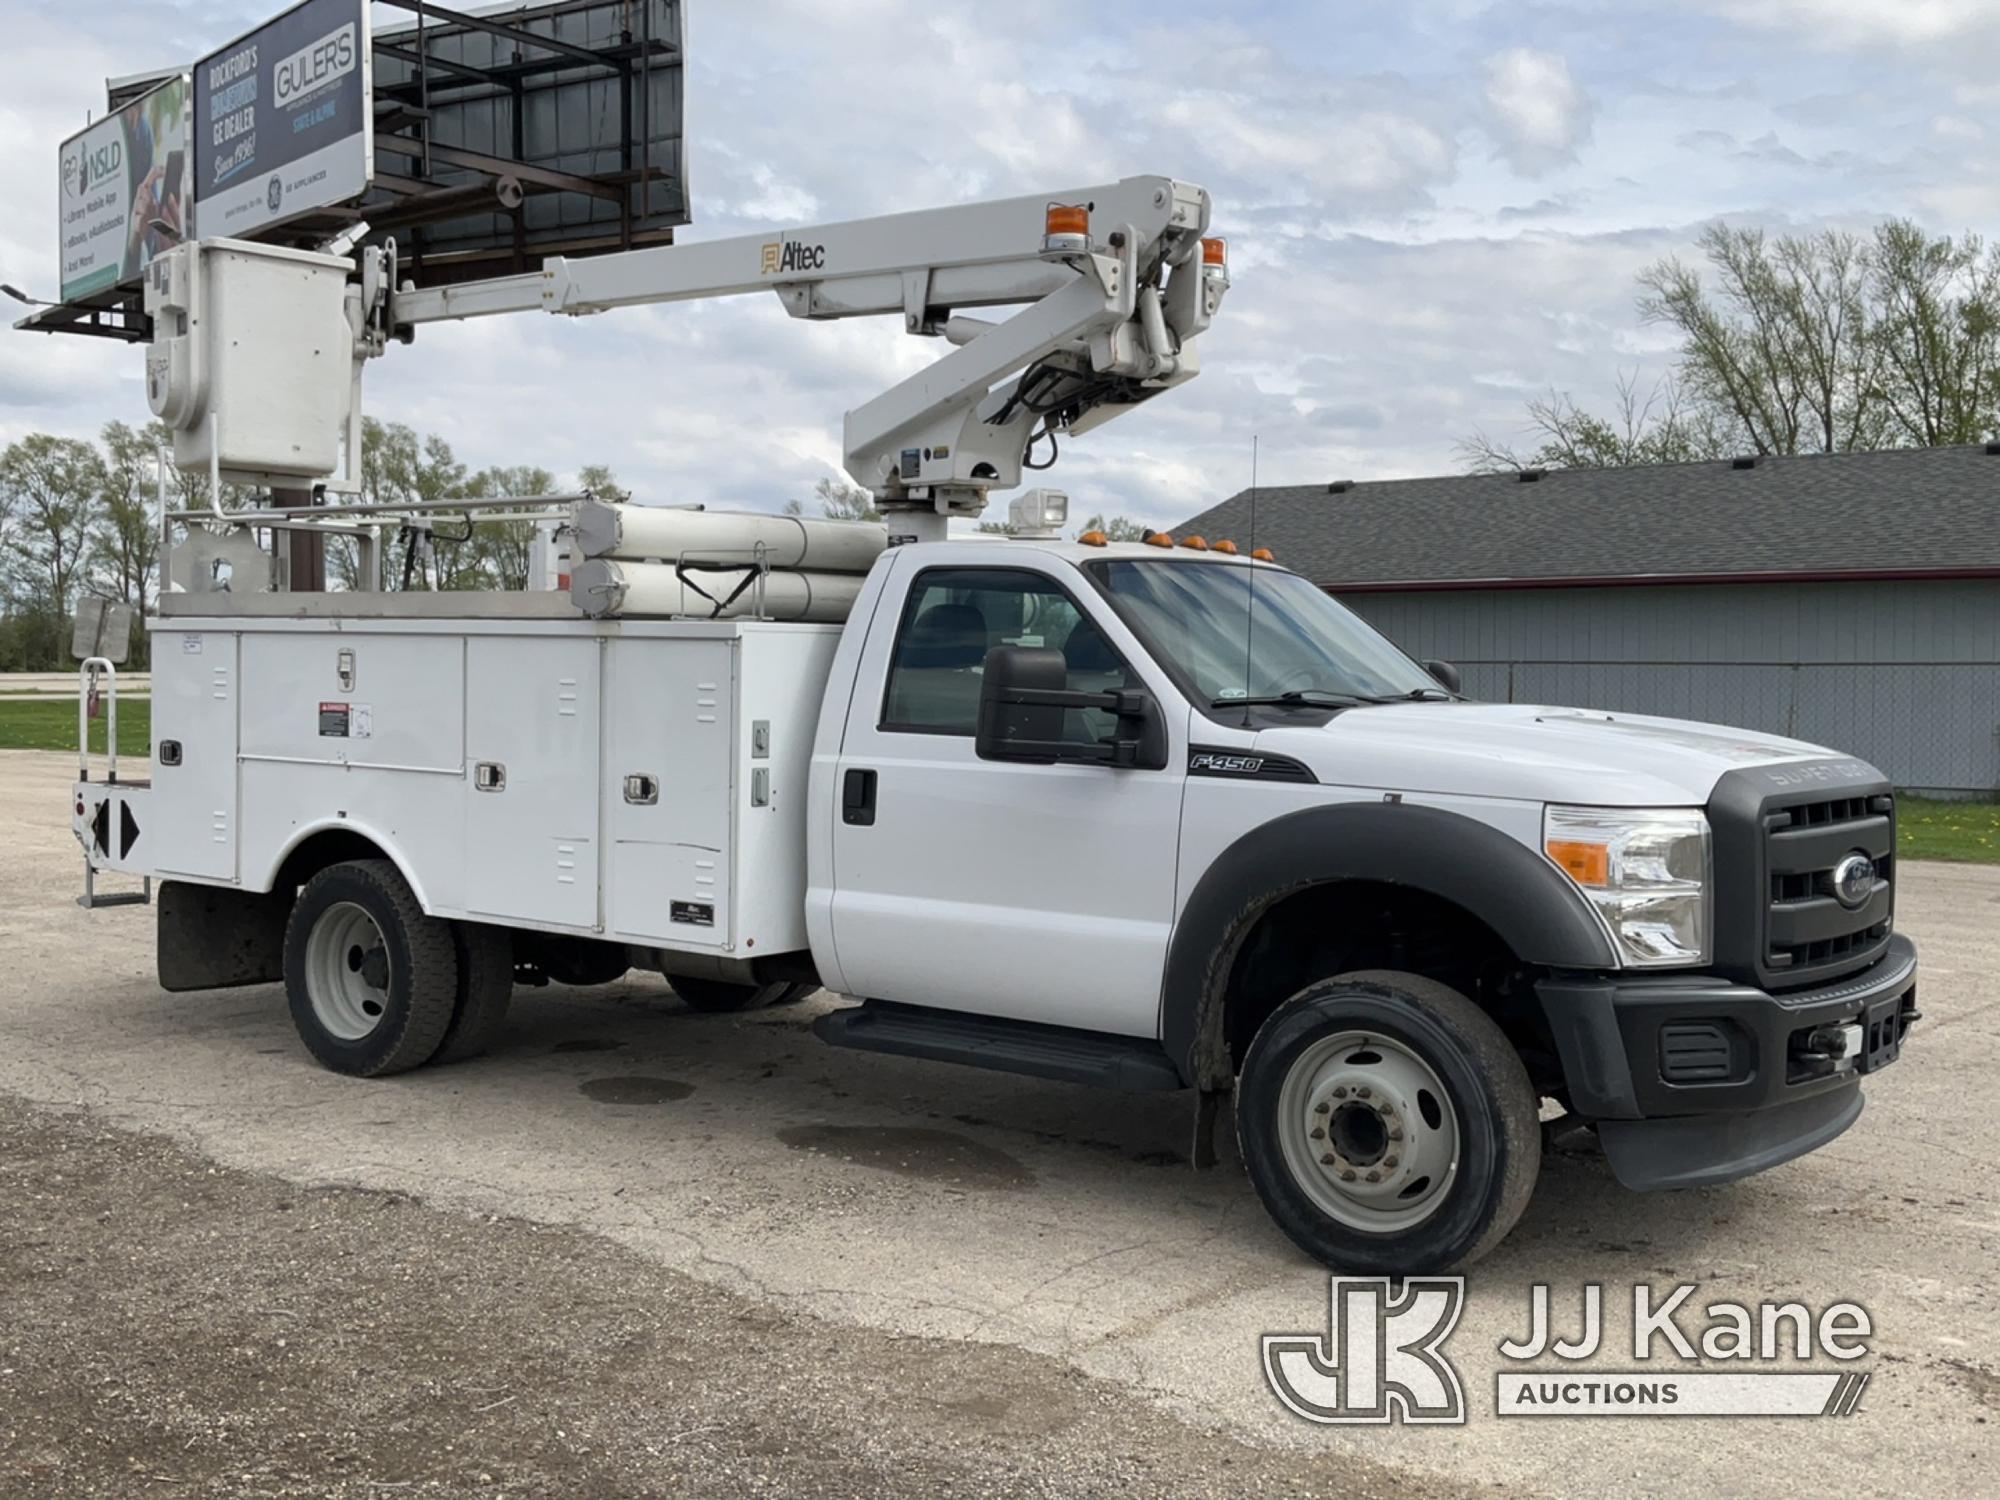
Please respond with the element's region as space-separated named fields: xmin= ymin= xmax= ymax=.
xmin=1422 ymin=659 xmax=1462 ymax=694
xmin=975 ymin=646 xmax=1165 ymax=768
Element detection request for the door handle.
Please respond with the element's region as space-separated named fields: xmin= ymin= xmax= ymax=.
xmin=842 ymin=768 xmax=877 ymax=826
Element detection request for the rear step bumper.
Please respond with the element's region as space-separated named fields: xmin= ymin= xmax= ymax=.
xmin=814 ymin=1001 xmax=1186 ymax=1092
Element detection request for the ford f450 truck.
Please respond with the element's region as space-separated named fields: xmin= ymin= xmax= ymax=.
xmin=73 ymin=525 xmax=1921 ymax=1272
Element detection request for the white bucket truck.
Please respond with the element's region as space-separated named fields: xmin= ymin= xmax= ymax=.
xmin=57 ymin=175 xmax=1917 ymax=1272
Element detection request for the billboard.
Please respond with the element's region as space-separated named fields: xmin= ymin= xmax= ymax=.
xmin=58 ymin=76 xmax=188 ymax=302
xmin=193 ymin=0 xmax=372 ymax=239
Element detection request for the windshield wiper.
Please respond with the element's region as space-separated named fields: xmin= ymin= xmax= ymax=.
xmin=1210 ymin=689 xmax=1370 ymax=709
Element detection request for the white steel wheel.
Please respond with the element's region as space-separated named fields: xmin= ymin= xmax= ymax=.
xmin=282 ymin=859 xmax=461 ymax=1078
xmin=1237 ymin=970 xmax=1541 ymax=1274
xmin=1274 ymin=1030 xmax=1461 ymax=1234
xmin=304 ymin=901 xmax=395 ymax=1041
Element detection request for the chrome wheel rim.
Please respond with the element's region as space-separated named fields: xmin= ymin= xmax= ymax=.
xmin=1275 ymin=1029 xmax=1461 ymax=1233
xmin=305 ymin=901 xmax=393 ymax=1042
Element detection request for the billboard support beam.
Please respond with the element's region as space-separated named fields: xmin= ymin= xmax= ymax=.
xmin=372 ymin=0 xmax=610 ymax=70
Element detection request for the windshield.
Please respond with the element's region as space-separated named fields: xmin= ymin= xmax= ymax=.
xmin=1089 ymin=559 xmax=1443 ymax=707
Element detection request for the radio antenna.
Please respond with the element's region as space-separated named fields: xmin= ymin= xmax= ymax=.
xmin=1241 ymin=434 xmax=1258 ymax=729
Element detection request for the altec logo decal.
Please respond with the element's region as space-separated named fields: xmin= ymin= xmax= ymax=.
xmin=1264 ymin=1279 xmax=1877 ymax=1424
xmin=761 ymin=239 xmax=827 ymax=275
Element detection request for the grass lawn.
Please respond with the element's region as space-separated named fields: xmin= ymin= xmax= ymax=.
xmin=1897 ymin=796 xmax=2000 ymax=864
xmin=0 ymin=697 xmax=151 ymax=760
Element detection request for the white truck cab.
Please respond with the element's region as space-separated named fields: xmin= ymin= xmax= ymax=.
xmin=77 ymin=532 xmax=1921 ymax=1272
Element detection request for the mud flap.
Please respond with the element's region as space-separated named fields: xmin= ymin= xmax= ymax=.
xmin=157 ymin=881 xmax=291 ymax=992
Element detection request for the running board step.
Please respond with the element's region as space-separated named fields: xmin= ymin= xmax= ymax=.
xmin=813 ymin=1001 xmax=1185 ymax=1092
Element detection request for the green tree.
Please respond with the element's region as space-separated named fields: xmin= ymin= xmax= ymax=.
xmin=1868 ymin=219 xmax=2000 ymax=447
xmin=464 ymin=464 xmax=560 ymax=591
xmin=93 ymin=421 xmax=167 ymax=611
xmin=785 ymin=476 xmax=880 ymax=522
xmin=576 ymin=463 xmax=625 ymax=500
xmin=0 ymin=433 xmax=105 ymax=662
xmin=1074 ymin=513 xmax=1149 ymax=541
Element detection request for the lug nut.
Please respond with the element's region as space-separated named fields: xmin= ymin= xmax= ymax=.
xmin=1332 ymin=1086 xmax=1348 ymax=1100
xmin=1340 ymin=1169 xmax=1357 ymax=1182
xmin=1377 ymin=1101 xmax=1394 ymax=1115
xmin=1356 ymin=1086 xmax=1372 ymax=1099
xmin=1385 ymin=1155 xmax=1400 ymax=1169
xmin=1388 ymin=1127 xmax=1404 ymax=1141
xmin=1365 ymin=1169 xmax=1382 ymax=1183
xmin=1314 ymin=1100 xmax=1331 ymax=1115
xmin=1309 ymin=1127 xmax=1325 ymax=1140
xmin=1320 ymin=1152 xmax=1336 ymax=1165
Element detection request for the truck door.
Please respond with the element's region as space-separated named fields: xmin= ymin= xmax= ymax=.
xmin=829 ymin=561 xmax=1188 ymax=1037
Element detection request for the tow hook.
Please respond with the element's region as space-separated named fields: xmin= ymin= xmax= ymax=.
xmin=1789 ymin=1021 xmax=1864 ymax=1082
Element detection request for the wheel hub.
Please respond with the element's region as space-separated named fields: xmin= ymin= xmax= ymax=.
xmin=1280 ymin=1031 xmax=1462 ymax=1232
xmin=305 ymin=901 xmax=394 ymax=1042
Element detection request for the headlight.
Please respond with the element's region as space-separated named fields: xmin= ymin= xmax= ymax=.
xmin=1543 ymin=805 xmax=1711 ymax=968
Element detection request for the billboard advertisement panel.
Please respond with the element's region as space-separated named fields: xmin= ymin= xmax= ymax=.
xmin=193 ymin=0 xmax=372 ymax=238
xmin=58 ymin=76 xmax=188 ymax=301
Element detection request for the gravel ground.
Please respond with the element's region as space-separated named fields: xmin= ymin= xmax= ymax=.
xmin=0 ymin=1093 xmax=1476 ymax=1499
xmin=4 ymin=750 xmax=1997 ymax=1497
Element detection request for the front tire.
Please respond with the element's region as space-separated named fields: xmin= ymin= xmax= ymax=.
xmin=1236 ymin=970 xmax=1540 ymax=1273
xmin=671 ymin=977 xmax=814 ymax=1013
xmin=283 ymin=859 xmax=460 ymax=1078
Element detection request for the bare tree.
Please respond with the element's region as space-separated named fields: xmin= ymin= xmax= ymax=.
xmin=1458 ymin=371 xmax=1728 ymax=472
xmin=1638 ymin=225 xmax=1882 ymax=456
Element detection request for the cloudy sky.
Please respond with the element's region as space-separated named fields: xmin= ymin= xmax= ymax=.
xmin=4 ymin=0 xmax=1998 ymax=529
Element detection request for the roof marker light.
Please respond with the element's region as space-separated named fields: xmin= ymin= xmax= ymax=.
xmin=1180 ymin=535 xmax=1209 ymax=551
xmin=1143 ymin=531 xmax=1175 ymax=548
xmin=1078 ymin=530 xmax=1109 ymax=547
xmin=1211 ymin=539 xmax=1239 ymax=555
xmin=1201 ymin=237 xmax=1228 ymax=267
xmin=1251 ymin=547 xmax=1276 ymax=562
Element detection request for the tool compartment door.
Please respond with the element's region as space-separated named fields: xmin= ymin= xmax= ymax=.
xmin=463 ymin=636 xmax=601 ymax=930
xmin=149 ymin=629 xmax=239 ymax=880
xmin=602 ymin=637 xmax=735 ymax=948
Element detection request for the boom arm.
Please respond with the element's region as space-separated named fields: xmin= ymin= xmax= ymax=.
xmin=386 ymin=175 xmax=1229 ymax=529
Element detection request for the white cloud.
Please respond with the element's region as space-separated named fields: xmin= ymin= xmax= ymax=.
xmin=1702 ymin=0 xmax=2000 ymax=48
xmin=1482 ymin=48 xmax=1594 ymax=176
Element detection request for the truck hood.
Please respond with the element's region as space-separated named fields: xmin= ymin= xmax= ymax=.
xmin=1255 ymin=702 xmax=1846 ymax=807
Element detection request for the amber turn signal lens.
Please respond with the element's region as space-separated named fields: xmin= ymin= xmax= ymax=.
xmin=1180 ymin=535 xmax=1209 ymax=550
xmin=1143 ymin=532 xmax=1174 ymax=548
xmin=1077 ymin=530 xmax=1108 ymax=547
xmin=1211 ymin=539 xmax=1239 ymax=554
xmin=1046 ymin=204 xmax=1090 ymax=238
xmin=1250 ymin=547 xmax=1275 ymax=562
xmin=1545 ymin=839 xmax=1611 ymax=888
xmin=1201 ymin=237 xmax=1227 ymax=266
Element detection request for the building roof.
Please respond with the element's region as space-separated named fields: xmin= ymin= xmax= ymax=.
xmin=1175 ymin=443 xmax=2000 ymax=591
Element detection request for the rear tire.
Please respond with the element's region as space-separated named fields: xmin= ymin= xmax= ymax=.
xmin=284 ymin=859 xmax=459 ymax=1078
xmin=1236 ymin=969 xmax=1540 ymax=1274
xmin=430 ymin=922 xmax=514 ymax=1065
xmin=671 ymin=977 xmax=813 ymax=1013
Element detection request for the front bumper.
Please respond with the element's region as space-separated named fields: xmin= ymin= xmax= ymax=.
xmin=1538 ymin=933 xmax=1919 ymax=1190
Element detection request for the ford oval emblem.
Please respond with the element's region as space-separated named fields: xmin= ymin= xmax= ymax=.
xmin=1832 ymin=851 xmax=1876 ymax=910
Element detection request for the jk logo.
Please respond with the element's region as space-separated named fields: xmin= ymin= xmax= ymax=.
xmin=1262 ymin=1276 xmax=1467 ymax=1424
